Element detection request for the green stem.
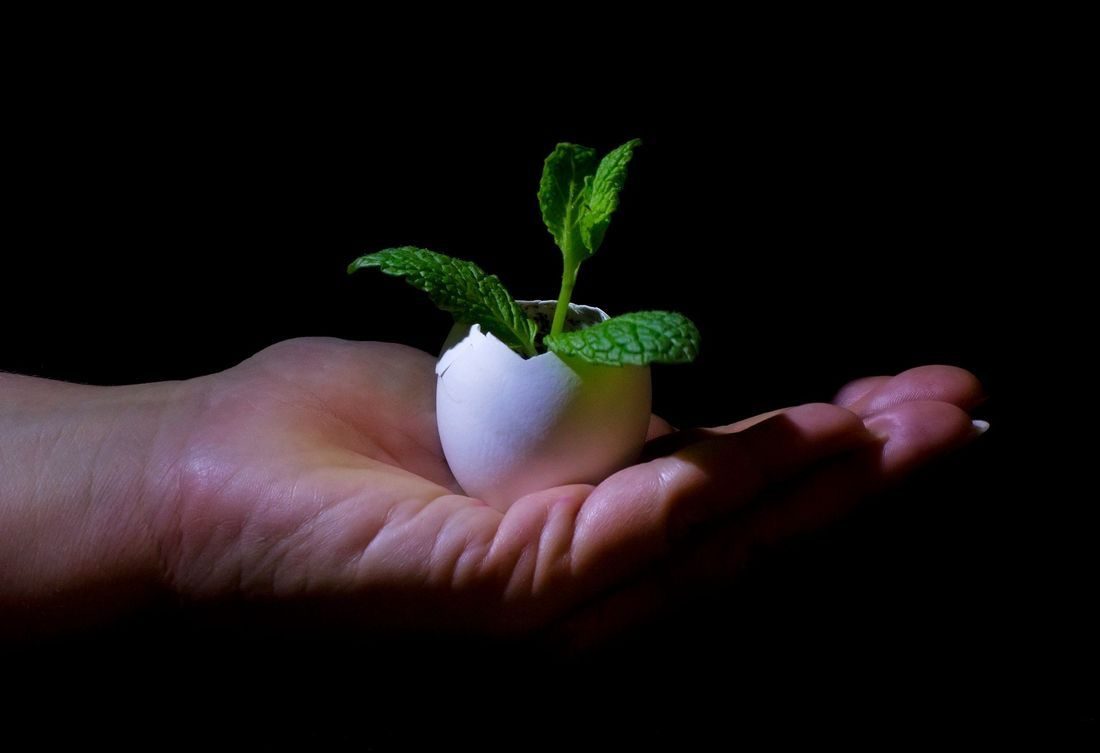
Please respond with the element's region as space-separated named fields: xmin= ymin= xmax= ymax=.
xmin=550 ymin=263 xmax=577 ymax=337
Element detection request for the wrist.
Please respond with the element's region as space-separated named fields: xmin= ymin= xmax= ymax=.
xmin=0 ymin=373 xmax=191 ymax=634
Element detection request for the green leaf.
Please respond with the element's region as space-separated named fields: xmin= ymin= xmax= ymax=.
xmin=538 ymin=143 xmax=598 ymax=263
xmin=544 ymin=310 xmax=700 ymax=366
xmin=348 ymin=247 xmax=538 ymax=356
xmin=580 ymin=138 xmax=641 ymax=254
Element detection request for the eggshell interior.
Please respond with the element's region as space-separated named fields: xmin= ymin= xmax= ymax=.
xmin=435 ymin=301 xmax=652 ymax=511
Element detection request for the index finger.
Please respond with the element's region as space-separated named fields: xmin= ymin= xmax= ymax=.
xmin=569 ymin=402 xmax=875 ymax=598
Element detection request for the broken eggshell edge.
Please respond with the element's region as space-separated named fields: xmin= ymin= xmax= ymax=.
xmin=434 ymin=300 xmax=652 ymax=512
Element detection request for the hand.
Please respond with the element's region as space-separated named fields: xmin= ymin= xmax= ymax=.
xmin=0 ymin=338 xmax=984 ymax=642
xmin=143 ymin=338 xmax=983 ymax=640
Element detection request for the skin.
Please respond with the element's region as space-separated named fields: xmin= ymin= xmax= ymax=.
xmin=0 ymin=338 xmax=984 ymax=644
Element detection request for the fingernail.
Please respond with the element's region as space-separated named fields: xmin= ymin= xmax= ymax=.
xmin=971 ymin=419 xmax=990 ymax=436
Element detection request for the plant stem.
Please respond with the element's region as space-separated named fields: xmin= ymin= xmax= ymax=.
xmin=550 ymin=263 xmax=577 ymax=337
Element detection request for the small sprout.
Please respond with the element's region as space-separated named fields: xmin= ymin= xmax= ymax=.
xmin=349 ymin=140 xmax=700 ymax=367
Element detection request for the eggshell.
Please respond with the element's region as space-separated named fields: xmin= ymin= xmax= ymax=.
xmin=435 ymin=301 xmax=652 ymax=511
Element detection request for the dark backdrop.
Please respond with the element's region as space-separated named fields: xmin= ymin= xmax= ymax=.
xmin=1 ymin=40 xmax=1087 ymax=744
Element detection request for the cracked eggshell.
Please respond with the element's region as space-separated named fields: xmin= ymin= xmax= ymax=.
xmin=435 ymin=301 xmax=652 ymax=511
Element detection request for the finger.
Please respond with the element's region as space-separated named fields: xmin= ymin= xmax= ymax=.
xmin=753 ymin=400 xmax=976 ymax=546
xmin=833 ymin=376 xmax=891 ymax=408
xmin=569 ymin=403 xmax=875 ymax=596
xmin=862 ymin=399 xmax=979 ymax=478
xmin=559 ymin=441 xmax=881 ymax=651
xmin=646 ymin=366 xmax=982 ymax=461
xmin=847 ymin=365 xmax=984 ymax=417
xmin=559 ymin=399 xmax=979 ymax=650
xmin=487 ymin=406 xmax=848 ymax=629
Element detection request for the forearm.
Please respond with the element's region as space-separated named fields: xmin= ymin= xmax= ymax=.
xmin=0 ymin=372 xmax=180 ymax=634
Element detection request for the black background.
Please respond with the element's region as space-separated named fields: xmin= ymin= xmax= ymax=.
xmin=1 ymin=24 xmax=1090 ymax=745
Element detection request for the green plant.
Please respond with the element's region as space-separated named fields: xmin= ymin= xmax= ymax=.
xmin=348 ymin=140 xmax=699 ymax=367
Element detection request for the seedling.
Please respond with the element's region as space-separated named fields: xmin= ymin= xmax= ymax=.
xmin=348 ymin=140 xmax=700 ymax=366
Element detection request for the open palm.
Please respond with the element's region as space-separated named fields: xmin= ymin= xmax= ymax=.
xmin=152 ymin=337 xmax=982 ymax=642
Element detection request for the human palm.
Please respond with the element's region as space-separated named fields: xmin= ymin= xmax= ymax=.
xmin=152 ymin=337 xmax=982 ymax=641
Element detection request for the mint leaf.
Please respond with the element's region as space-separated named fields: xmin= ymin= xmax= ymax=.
xmin=580 ymin=138 xmax=641 ymax=254
xmin=348 ymin=247 xmax=538 ymax=356
xmin=544 ymin=310 xmax=700 ymax=366
xmin=538 ymin=143 xmax=598 ymax=263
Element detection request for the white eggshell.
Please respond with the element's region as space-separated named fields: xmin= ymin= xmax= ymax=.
xmin=435 ymin=301 xmax=651 ymax=511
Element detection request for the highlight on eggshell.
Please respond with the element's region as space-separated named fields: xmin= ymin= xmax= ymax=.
xmin=435 ymin=301 xmax=652 ymax=511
